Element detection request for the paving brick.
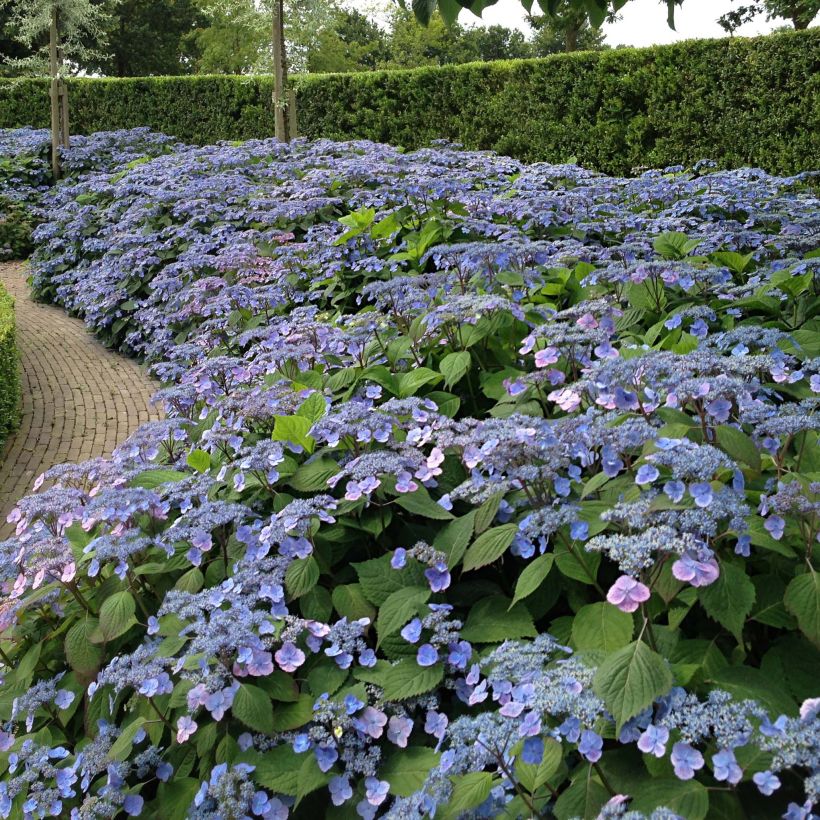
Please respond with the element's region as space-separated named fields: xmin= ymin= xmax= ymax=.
xmin=0 ymin=262 xmax=164 ymax=537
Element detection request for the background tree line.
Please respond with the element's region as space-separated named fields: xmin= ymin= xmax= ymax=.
xmin=0 ymin=0 xmax=608 ymax=78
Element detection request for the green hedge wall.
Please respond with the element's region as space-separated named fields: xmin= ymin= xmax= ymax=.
xmin=0 ymin=283 xmax=19 ymax=445
xmin=0 ymin=30 xmax=817 ymax=175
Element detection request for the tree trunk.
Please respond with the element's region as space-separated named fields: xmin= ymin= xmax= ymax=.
xmin=272 ymin=0 xmax=289 ymax=142
xmin=48 ymin=6 xmax=70 ymax=179
xmin=565 ymin=24 xmax=578 ymax=52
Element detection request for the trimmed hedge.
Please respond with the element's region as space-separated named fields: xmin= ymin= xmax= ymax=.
xmin=0 ymin=30 xmax=817 ymax=174
xmin=0 ymin=282 xmax=19 ymax=444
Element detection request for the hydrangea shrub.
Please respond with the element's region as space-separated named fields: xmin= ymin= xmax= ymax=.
xmin=1 ymin=130 xmax=819 ymax=819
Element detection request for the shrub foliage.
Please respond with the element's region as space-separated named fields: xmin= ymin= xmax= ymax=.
xmin=0 ymin=282 xmax=19 ymax=444
xmin=0 ymin=30 xmax=818 ymax=175
xmin=0 ymin=129 xmax=818 ymax=819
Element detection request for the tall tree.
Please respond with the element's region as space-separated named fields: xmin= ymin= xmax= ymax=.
xmin=0 ymin=0 xmax=114 ymax=177
xmin=458 ymin=23 xmax=532 ymax=61
xmin=718 ymin=0 xmax=818 ymax=31
xmin=527 ymin=2 xmax=608 ymax=53
xmin=307 ymin=8 xmax=390 ymax=73
xmin=91 ymin=0 xmax=204 ymax=76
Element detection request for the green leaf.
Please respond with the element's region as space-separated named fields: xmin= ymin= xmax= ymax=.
xmin=92 ymin=591 xmax=137 ymax=643
xmin=630 ymin=778 xmax=709 ymax=820
xmin=289 ymin=458 xmax=340 ymax=492
xmin=108 ymin=717 xmax=148 ymax=761
xmin=553 ymin=542 xmax=601 ymax=585
xmin=65 ymin=618 xmax=103 ymax=674
xmin=272 ymin=694 xmax=313 ymax=731
xmin=153 ymin=778 xmax=201 ymax=820
xmin=716 ymin=425 xmax=760 ymax=471
xmin=572 ymin=602 xmax=634 ymax=652
xmin=710 ymin=666 xmax=796 ymax=717
xmin=332 ymin=583 xmax=377 ymax=622
xmin=354 ymin=555 xmax=427 ymax=606
xmin=397 ymin=367 xmax=442 ymax=398
xmin=433 ymin=511 xmax=476 ymax=569
xmin=473 ymin=491 xmax=504 ymax=535
xmin=446 ymin=772 xmax=494 ymax=816
xmin=272 ymin=415 xmax=315 ymax=452
xmin=377 ymin=586 xmax=430 ymax=646
xmin=784 ymin=571 xmax=820 ymax=647
xmin=394 ymin=485 xmax=454 ymax=520
xmin=285 ymin=556 xmax=320 ymax=599
xmin=295 ymin=755 xmax=330 ymax=804
xmin=653 ymin=231 xmax=701 ymax=260
xmin=553 ymin=766 xmax=609 ymax=820
xmin=516 ymin=737 xmax=562 ymax=792
xmin=462 ymin=524 xmax=518 ymax=572
xmin=295 ymin=391 xmax=326 ymax=423
xmin=698 ymin=562 xmax=755 ymax=642
xmin=592 ymin=640 xmax=672 ymax=730
xmin=233 ymin=683 xmax=275 ymax=734
xmin=510 ymin=553 xmax=554 ymax=607
xmin=243 ymin=746 xmax=301 ymax=795
xmin=382 ymin=658 xmax=443 ymax=700
xmin=381 ymin=747 xmax=440 ymax=796
xmin=439 ymin=351 xmax=471 ymax=387
xmin=129 ymin=468 xmax=187 ymax=489
xmin=186 ymin=449 xmax=211 ymax=473
xmin=461 ymin=596 xmax=537 ymax=643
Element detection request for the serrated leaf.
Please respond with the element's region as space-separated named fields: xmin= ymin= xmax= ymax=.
xmin=377 ymin=586 xmax=430 ymax=646
xmin=289 ymin=458 xmax=339 ymax=492
xmin=516 ymin=738 xmax=562 ymax=792
xmin=332 ymin=583 xmax=377 ymax=621
xmin=65 ymin=618 xmax=103 ymax=675
xmin=461 ymin=596 xmax=537 ymax=643
xmin=511 ymin=553 xmax=554 ymax=607
xmin=396 ymin=367 xmax=442 ymax=397
xmin=381 ymin=747 xmax=440 ymax=796
xmin=285 ymin=556 xmax=320 ymax=599
xmin=439 ymin=350 xmax=471 ymax=387
xmin=592 ymin=640 xmax=672 ymax=730
xmin=716 ymin=425 xmax=760 ymax=471
xmin=446 ymin=772 xmax=494 ymax=816
xmin=462 ymin=524 xmax=518 ymax=572
xmin=272 ymin=415 xmax=315 ymax=452
xmin=354 ymin=555 xmax=427 ymax=606
xmin=630 ymin=778 xmax=708 ymax=819
xmin=572 ymin=602 xmax=634 ymax=652
xmin=186 ymin=449 xmax=210 ymax=473
xmin=295 ymin=391 xmax=326 ymax=423
xmin=394 ymin=485 xmax=454 ymax=519
xmin=233 ymin=683 xmax=275 ymax=734
xmin=473 ymin=491 xmax=504 ymax=535
xmin=272 ymin=694 xmax=313 ymax=731
xmin=382 ymin=658 xmax=443 ymax=700
xmin=784 ymin=571 xmax=820 ymax=647
xmin=697 ymin=563 xmax=755 ymax=642
xmin=92 ymin=591 xmax=137 ymax=643
xmin=108 ymin=717 xmax=148 ymax=761
xmin=433 ymin=511 xmax=476 ymax=569
xmin=128 ymin=469 xmax=186 ymax=489
xmin=553 ymin=766 xmax=609 ymax=820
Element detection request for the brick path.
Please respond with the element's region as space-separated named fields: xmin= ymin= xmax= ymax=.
xmin=0 ymin=262 xmax=163 ymax=536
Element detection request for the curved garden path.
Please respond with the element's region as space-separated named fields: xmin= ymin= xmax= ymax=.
xmin=0 ymin=262 xmax=163 ymax=536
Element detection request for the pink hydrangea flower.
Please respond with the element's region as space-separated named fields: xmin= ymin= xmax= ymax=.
xmin=606 ymin=575 xmax=651 ymax=613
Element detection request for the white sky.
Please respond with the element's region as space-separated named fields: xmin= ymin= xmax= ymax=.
xmin=471 ymin=0 xmax=787 ymax=45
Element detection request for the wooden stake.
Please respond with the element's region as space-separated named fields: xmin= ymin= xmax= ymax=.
xmin=288 ymin=88 xmax=297 ymax=140
xmin=49 ymin=6 xmax=61 ymax=179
